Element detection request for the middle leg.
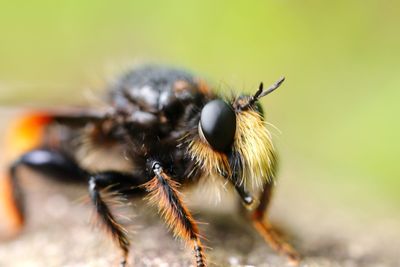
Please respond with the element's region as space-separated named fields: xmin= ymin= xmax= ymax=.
xmin=88 ymin=171 xmax=144 ymax=267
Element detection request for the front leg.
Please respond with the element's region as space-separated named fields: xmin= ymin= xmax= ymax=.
xmin=144 ymin=161 xmax=206 ymax=267
xmin=251 ymin=183 xmax=300 ymax=265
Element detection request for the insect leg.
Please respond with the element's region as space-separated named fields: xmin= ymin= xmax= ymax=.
xmin=88 ymin=171 xmax=140 ymax=267
xmin=2 ymin=148 xmax=86 ymax=233
xmin=251 ymin=183 xmax=300 ymax=265
xmin=230 ymin=175 xmax=254 ymax=206
xmin=144 ymin=161 xmax=206 ymax=267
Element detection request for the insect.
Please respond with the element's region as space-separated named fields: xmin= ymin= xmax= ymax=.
xmin=1 ymin=65 xmax=300 ymax=266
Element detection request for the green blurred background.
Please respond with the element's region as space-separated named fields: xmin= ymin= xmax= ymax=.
xmin=0 ymin=1 xmax=399 ymax=219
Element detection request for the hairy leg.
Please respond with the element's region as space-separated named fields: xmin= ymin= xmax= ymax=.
xmin=6 ymin=148 xmax=141 ymax=266
xmin=144 ymin=161 xmax=206 ymax=267
xmin=88 ymin=171 xmax=141 ymax=267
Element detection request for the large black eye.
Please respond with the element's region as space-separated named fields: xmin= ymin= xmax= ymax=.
xmin=200 ymin=100 xmax=236 ymax=152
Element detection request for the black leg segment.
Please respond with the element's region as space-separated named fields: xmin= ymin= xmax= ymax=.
xmin=8 ymin=148 xmax=87 ymax=223
xmin=12 ymin=148 xmax=87 ymax=183
xmin=88 ymin=171 xmax=139 ymax=267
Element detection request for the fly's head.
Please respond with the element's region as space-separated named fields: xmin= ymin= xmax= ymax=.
xmin=187 ymin=78 xmax=284 ymax=206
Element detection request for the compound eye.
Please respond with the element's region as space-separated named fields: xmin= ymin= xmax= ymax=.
xmin=200 ymin=100 xmax=236 ymax=152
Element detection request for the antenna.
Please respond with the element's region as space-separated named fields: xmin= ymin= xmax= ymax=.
xmin=240 ymin=77 xmax=285 ymax=110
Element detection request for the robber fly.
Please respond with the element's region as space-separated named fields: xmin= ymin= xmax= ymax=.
xmin=1 ymin=65 xmax=300 ymax=266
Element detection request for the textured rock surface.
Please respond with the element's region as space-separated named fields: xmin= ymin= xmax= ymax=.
xmin=1 ymin=173 xmax=399 ymax=267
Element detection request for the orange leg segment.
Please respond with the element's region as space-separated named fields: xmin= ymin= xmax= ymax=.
xmin=0 ymin=173 xmax=24 ymax=235
xmin=251 ymin=183 xmax=300 ymax=266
